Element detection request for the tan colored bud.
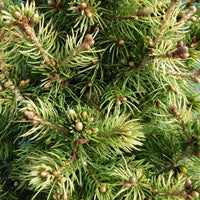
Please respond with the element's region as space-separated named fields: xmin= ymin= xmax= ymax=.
xmin=40 ymin=171 xmax=50 ymax=178
xmin=4 ymin=81 xmax=11 ymax=88
xmin=188 ymin=16 xmax=196 ymax=22
xmin=166 ymin=51 xmax=173 ymax=58
xmin=124 ymin=182 xmax=132 ymax=187
xmin=189 ymin=6 xmax=197 ymax=13
xmin=124 ymin=130 xmax=132 ymax=137
xmin=75 ymin=122 xmax=83 ymax=131
xmin=179 ymin=53 xmax=189 ymax=59
xmin=80 ymin=2 xmax=87 ymax=10
xmin=87 ymin=82 xmax=93 ymax=87
xmin=14 ymin=11 xmax=22 ymax=19
xmin=117 ymin=39 xmax=125 ymax=46
xmin=85 ymin=9 xmax=92 ymax=18
xmin=177 ymin=41 xmax=184 ymax=47
xmin=100 ymin=185 xmax=106 ymax=193
xmin=84 ymin=34 xmax=93 ymax=42
xmin=116 ymin=99 xmax=122 ymax=106
xmin=128 ymin=61 xmax=135 ymax=68
xmin=82 ymin=43 xmax=90 ymax=51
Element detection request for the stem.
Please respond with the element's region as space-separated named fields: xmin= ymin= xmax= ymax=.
xmin=153 ymin=189 xmax=187 ymax=198
xmin=37 ymin=117 xmax=69 ymax=134
xmin=154 ymin=0 xmax=179 ymax=44
xmin=16 ymin=16 xmax=52 ymax=66
xmin=60 ymin=45 xmax=84 ymax=65
xmin=158 ymin=145 xmax=193 ymax=174
xmin=8 ymin=79 xmax=25 ymax=101
xmin=155 ymin=69 xmax=200 ymax=81
xmin=0 ymin=51 xmax=6 ymax=74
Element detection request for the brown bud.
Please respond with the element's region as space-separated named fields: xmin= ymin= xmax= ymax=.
xmin=87 ymin=81 xmax=93 ymax=87
xmin=121 ymin=59 xmax=128 ymax=65
xmin=171 ymin=102 xmax=177 ymax=110
xmin=89 ymin=117 xmax=94 ymax=123
xmin=19 ymin=80 xmax=26 ymax=87
xmin=150 ymin=48 xmax=155 ymax=53
xmin=59 ymin=176 xmax=66 ymax=183
xmin=188 ymin=16 xmax=196 ymax=22
xmin=116 ymin=99 xmax=122 ymax=106
xmin=181 ymin=46 xmax=188 ymax=53
xmin=189 ymin=6 xmax=197 ymax=13
xmin=88 ymin=39 xmax=95 ymax=46
xmin=0 ymin=74 xmax=6 ymax=80
xmin=194 ymin=76 xmax=200 ymax=83
xmin=177 ymin=41 xmax=184 ymax=47
xmin=146 ymin=36 xmax=151 ymax=40
xmin=128 ymin=61 xmax=135 ymax=68
xmin=80 ymin=2 xmax=87 ymax=10
xmin=53 ymin=194 xmax=58 ymax=200
xmin=179 ymin=53 xmax=189 ymax=59
xmin=185 ymin=179 xmax=192 ymax=189
xmin=129 ymin=176 xmax=136 ymax=185
xmin=100 ymin=185 xmax=106 ymax=193
xmin=191 ymin=191 xmax=199 ymax=198
xmin=149 ymin=41 xmax=154 ymax=47
xmin=25 ymin=27 xmax=32 ymax=36
xmin=85 ymin=9 xmax=92 ymax=18
xmin=132 ymin=16 xmax=138 ymax=21
xmin=92 ymin=127 xmax=99 ymax=133
xmin=124 ymin=182 xmax=132 ymax=187
xmin=75 ymin=122 xmax=83 ymax=131
xmin=25 ymin=79 xmax=30 ymax=85
xmin=4 ymin=81 xmax=10 ymax=88
xmin=91 ymin=60 xmax=98 ymax=64
xmin=84 ymin=34 xmax=93 ymax=42
xmin=192 ymin=36 xmax=197 ymax=44
xmin=0 ymin=85 xmax=3 ymax=91
xmin=166 ymin=51 xmax=173 ymax=58
xmin=117 ymin=39 xmax=125 ymax=46
xmin=14 ymin=11 xmax=22 ymax=19
xmin=82 ymin=43 xmax=90 ymax=51
xmin=48 ymin=0 xmax=56 ymax=7
xmin=81 ymin=111 xmax=88 ymax=119
xmin=51 ymin=60 xmax=56 ymax=66
xmin=120 ymin=96 xmax=127 ymax=102
xmin=124 ymin=130 xmax=132 ymax=137
xmin=87 ymin=129 xmax=92 ymax=135
xmin=24 ymin=110 xmax=36 ymax=119
xmin=52 ymin=170 xmax=61 ymax=178
xmin=136 ymin=7 xmax=151 ymax=16
xmin=40 ymin=171 xmax=50 ymax=178
xmin=32 ymin=119 xmax=40 ymax=125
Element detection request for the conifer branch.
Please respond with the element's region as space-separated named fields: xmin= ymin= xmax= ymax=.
xmin=0 ymin=52 xmax=24 ymax=101
xmin=24 ymin=110 xmax=69 ymax=134
xmin=169 ymin=103 xmax=190 ymax=142
xmin=154 ymin=0 xmax=179 ymax=44
xmin=175 ymin=6 xmax=197 ymax=29
xmin=15 ymin=16 xmax=52 ymax=66
xmin=60 ymin=34 xmax=95 ymax=65
xmin=155 ymin=69 xmax=200 ymax=83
